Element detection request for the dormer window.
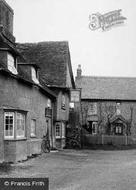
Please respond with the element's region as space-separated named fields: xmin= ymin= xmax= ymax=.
xmin=31 ymin=67 xmax=39 ymax=84
xmin=7 ymin=53 xmax=18 ymax=75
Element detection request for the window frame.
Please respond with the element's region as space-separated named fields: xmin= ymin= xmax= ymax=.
xmin=88 ymin=103 xmax=97 ymax=115
xmin=31 ymin=67 xmax=39 ymax=84
xmin=115 ymin=125 xmax=123 ymax=135
xmin=92 ymin=121 xmax=98 ymax=135
xmin=4 ymin=111 xmax=26 ymax=140
xmin=16 ymin=112 xmax=26 ymax=139
xmin=7 ymin=53 xmax=18 ymax=75
xmin=55 ymin=123 xmax=61 ymax=139
xmin=4 ymin=112 xmax=14 ymax=139
xmin=116 ymin=102 xmax=121 ymax=115
xmin=61 ymin=94 xmax=66 ymax=110
xmin=30 ymin=119 xmax=36 ymax=138
xmin=61 ymin=122 xmax=65 ymax=138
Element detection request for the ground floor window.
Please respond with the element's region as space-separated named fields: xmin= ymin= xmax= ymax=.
xmin=4 ymin=111 xmax=26 ymax=139
xmin=4 ymin=112 xmax=14 ymax=139
xmin=56 ymin=123 xmax=61 ymax=138
xmin=88 ymin=121 xmax=98 ymax=135
xmin=30 ymin=119 xmax=36 ymax=137
xmin=55 ymin=122 xmax=65 ymax=138
xmin=114 ymin=124 xmax=123 ymax=135
xmin=92 ymin=122 xmax=98 ymax=135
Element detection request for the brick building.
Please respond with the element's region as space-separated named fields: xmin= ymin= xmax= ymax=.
xmin=76 ymin=65 xmax=136 ymax=145
xmin=17 ymin=41 xmax=75 ymax=149
xmin=0 ymin=0 xmax=56 ymax=162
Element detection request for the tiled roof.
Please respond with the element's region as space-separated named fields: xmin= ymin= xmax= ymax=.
xmin=75 ymin=76 xmax=136 ymax=100
xmin=17 ymin=41 xmax=75 ymax=88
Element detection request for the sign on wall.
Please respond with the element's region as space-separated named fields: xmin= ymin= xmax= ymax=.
xmin=70 ymin=89 xmax=81 ymax=102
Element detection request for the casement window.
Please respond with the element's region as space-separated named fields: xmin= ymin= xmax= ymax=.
xmin=4 ymin=112 xmax=26 ymax=139
xmin=88 ymin=103 xmax=97 ymax=115
xmin=92 ymin=122 xmax=98 ymax=135
xmin=4 ymin=112 xmax=14 ymax=139
xmin=30 ymin=119 xmax=36 ymax=137
xmin=31 ymin=67 xmax=39 ymax=84
xmin=16 ymin=113 xmax=25 ymax=138
xmin=115 ymin=125 xmax=123 ymax=135
xmin=61 ymin=94 xmax=66 ymax=110
xmin=7 ymin=53 xmax=18 ymax=75
xmin=47 ymin=99 xmax=51 ymax=108
xmin=55 ymin=122 xmax=65 ymax=138
xmin=55 ymin=123 xmax=61 ymax=138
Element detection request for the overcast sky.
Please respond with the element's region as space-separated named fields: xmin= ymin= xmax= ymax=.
xmin=6 ymin=0 xmax=136 ymax=77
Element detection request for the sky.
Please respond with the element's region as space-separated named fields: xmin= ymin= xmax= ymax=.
xmin=6 ymin=0 xmax=136 ymax=78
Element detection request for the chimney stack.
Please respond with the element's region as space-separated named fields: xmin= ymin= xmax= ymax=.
xmin=77 ymin=64 xmax=82 ymax=79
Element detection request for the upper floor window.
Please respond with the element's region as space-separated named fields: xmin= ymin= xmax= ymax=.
xmin=61 ymin=94 xmax=66 ymax=110
xmin=31 ymin=67 xmax=39 ymax=84
xmin=116 ymin=102 xmax=121 ymax=115
xmin=88 ymin=103 xmax=97 ymax=115
xmin=7 ymin=53 xmax=18 ymax=75
xmin=47 ymin=99 xmax=51 ymax=108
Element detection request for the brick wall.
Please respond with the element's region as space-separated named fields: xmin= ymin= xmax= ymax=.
xmin=81 ymin=100 xmax=136 ymax=137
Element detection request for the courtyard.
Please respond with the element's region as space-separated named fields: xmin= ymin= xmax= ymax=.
xmin=1 ymin=149 xmax=136 ymax=190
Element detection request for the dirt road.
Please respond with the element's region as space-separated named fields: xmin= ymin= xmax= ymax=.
xmin=1 ymin=149 xmax=136 ymax=190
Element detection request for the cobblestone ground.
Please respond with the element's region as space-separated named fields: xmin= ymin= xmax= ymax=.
xmin=1 ymin=149 xmax=136 ymax=190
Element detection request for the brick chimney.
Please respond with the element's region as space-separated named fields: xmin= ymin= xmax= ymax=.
xmin=0 ymin=0 xmax=15 ymax=42
xmin=76 ymin=64 xmax=82 ymax=79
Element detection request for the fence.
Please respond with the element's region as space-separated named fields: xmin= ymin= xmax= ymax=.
xmin=82 ymin=134 xmax=136 ymax=146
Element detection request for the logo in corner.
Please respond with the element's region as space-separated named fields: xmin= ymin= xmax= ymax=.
xmin=89 ymin=9 xmax=127 ymax=31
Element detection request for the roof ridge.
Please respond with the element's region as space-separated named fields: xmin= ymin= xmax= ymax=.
xmin=81 ymin=75 xmax=136 ymax=79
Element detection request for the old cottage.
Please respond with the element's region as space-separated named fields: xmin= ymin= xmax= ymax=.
xmin=17 ymin=41 xmax=76 ymax=149
xmin=76 ymin=65 xmax=136 ymax=146
xmin=0 ymin=0 xmax=56 ymax=162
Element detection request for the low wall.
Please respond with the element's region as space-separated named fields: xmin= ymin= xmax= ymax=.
xmin=82 ymin=134 xmax=136 ymax=146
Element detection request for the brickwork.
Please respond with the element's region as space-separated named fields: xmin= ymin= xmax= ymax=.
xmin=81 ymin=100 xmax=136 ymax=137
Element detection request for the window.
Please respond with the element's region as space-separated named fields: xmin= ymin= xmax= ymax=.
xmin=62 ymin=123 xmax=65 ymax=138
xmin=4 ymin=112 xmax=26 ymax=139
xmin=31 ymin=67 xmax=39 ymax=84
xmin=16 ymin=113 xmax=25 ymax=138
xmin=7 ymin=53 xmax=17 ymax=75
xmin=92 ymin=122 xmax=98 ymax=135
xmin=4 ymin=112 xmax=14 ymax=139
xmin=47 ymin=99 xmax=51 ymax=108
xmin=55 ymin=123 xmax=61 ymax=138
xmin=88 ymin=103 xmax=97 ymax=115
xmin=115 ymin=125 xmax=123 ymax=135
xmin=30 ymin=119 xmax=36 ymax=137
xmin=61 ymin=94 xmax=66 ymax=110
xmin=116 ymin=103 xmax=121 ymax=115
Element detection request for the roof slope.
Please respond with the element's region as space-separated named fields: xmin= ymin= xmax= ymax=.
xmin=75 ymin=76 xmax=136 ymax=100
xmin=17 ymin=41 xmax=75 ymax=88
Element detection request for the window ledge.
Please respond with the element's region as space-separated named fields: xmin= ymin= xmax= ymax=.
xmin=4 ymin=138 xmax=27 ymax=141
